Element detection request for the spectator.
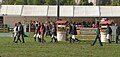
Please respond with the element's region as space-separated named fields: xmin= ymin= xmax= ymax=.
xmin=13 ymin=23 xmax=21 ymax=42
xmin=40 ymin=23 xmax=45 ymax=43
xmin=33 ymin=22 xmax=41 ymax=42
xmin=51 ymin=22 xmax=57 ymax=42
xmin=106 ymin=24 xmax=112 ymax=44
xmin=116 ymin=26 xmax=120 ymax=43
xmin=71 ymin=22 xmax=80 ymax=43
xmin=91 ymin=24 xmax=103 ymax=46
xmin=44 ymin=21 xmax=51 ymax=37
xmin=15 ymin=22 xmax=25 ymax=43
xmin=68 ymin=22 xmax=73 ymax=43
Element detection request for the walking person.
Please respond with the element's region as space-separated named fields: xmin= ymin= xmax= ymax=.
xmin=91 ymin=24 xmax=103 ymax=46
xmin=44 ymin=21 xmax=50 ymax=37
xmin=106 ymin=24 xmax=112 ymax=44
xmin=51 ymin=22 xmax=58 ymax=43
xmin=116 ymin=26 xmax=120 ymax=43
xmin=33 ymin=22 xmax=41 ymax=42
xmin=68 ymin=22 xmax=73 ymax=43
xmin=15 ymin=22 xmax=25 ymax=43
xmin=71 ymin=22 xmax=80 ymax=43
xmin=13 ymin=23 xmax=21 ymax=42
xmin=40 ymin=23 xmax=45 ymax=43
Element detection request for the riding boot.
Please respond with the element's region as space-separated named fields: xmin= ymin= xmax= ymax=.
xmin=70 ymin=37 xmax=72 ymax=43
xmin=54 ymin=38 xmax=58 ymax=42
xmin=13 ymin=37 xmax=16 ymax=42
xmin=108 ymin=39 xmax=111 ymax=43
xmin=73 ymin=39 xmax=75 ymax=43
xmin=75 ymin=38 xmax=80 ymax=42
xmin=34 ymin=37 xmax=36 ymax=41
xmin=38 ymin=37 xmax=41 ymax=42
xmin=18 ymin=38 xmax=22 ymax=42
xmin=51 ymin=38 xmax=53 ymax=42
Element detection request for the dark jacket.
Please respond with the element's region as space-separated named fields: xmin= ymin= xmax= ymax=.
xmin=45 ymin=24 xmax=50 ymax=32
xmin=36 ymin=25 xmax=40 ymax=34
xmin=18 ymin=25 xmax=24 ymax=34
xmin=71 ymin=24 xmax=77 ymax=35
xmin=68 ymin=24 xmax=72 ymax=34
xmin=106 ymin=26 xmax=112 ymax=34
xmin=116 ymin=26 xmax=120 ymax=35
xmin=51 ymin=26 xmax=57 ymax=36
xmin=96 ymin=27 xmax=100 ymax=36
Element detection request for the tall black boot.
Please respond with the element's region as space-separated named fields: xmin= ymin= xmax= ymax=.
xmin=73 ymin=39 xmax=75 ymax=43
xmin=70 ymin=37 xmax=72 ymax=43
xmin=75 ymin=38 xmax=80 ymax=42
xmin=38 ymin=37 xmax=41 ymax=42
xmin=54 ymin=38 xmax=58 ymax=42
xmin=13 ymin=37 xmax=16 ymax=42
xmin=34 ymin=37 xmax=36 ymax=41
xmin=18 ymin=38 xmax=22 ymax=42
xmin=108 ymin=39 xmax=111 ymax=43
xmin=51 ymin=38 xmax=53 ymax=42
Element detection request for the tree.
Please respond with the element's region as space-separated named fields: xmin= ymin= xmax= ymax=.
xmin=111 ymin=0 xmax=120 ymax=6
xmin=15 ymin=0 xmax=27 ymax=5
xmin=64 ymin=0 xmax=75 ymax=5
xmin=2 ymin=0 xmax=15 ymax=5
xmin=44 ymin=0 xmax=56 ymax=5
xmin=31 ymin=0 xmax=40 ymax=5
xmin=80 ymin=0 xmax=89 ymax=5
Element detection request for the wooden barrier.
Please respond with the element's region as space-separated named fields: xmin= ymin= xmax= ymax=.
xmin=77 ymin=28 xmax=96 ymax=35
xmin=0 ymin=28 xmax=9 ymax=33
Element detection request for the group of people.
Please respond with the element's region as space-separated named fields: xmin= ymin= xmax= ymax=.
xmin=32 ymin=21 xmax=80 ymax=43
xmin=13 ymin=21 xmax=120 ymax=46
xmin=13 ymin=21 xmax=80 ymax=43
xmin=91 ymin=23 xmax=120 ymax=46
xmin=33 ymin=21 xmax=58 ymax=43
xmin=13 ymin=22 xmax=25 ymax=43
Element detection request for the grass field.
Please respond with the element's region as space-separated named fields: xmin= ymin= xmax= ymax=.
xmin=0 ymin=35 xmax=120 ymax=57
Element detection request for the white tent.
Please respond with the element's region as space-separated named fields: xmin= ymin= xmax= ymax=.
xmin=0 ymin=5 xmax=8 ymax=15
xmin=74 ymin=6 xmax=99 ymax=17
xmin=21 ymin=5 xmax=48 ymax=16
xmin=7 ymin=5 xmax=22 ymax=16
xmin=60 ymin=6 xmax=73 ymax=17
xmin=0 ymin=5 xmax=120 ymax=17
xmin=100 ymin=6 xmax=120 ymax=17
xmin=47 ymin=6 xmax=57 ymax=17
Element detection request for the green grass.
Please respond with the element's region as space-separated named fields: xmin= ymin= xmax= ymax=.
xmin=0 ymin=35 xmax=120 ymax=57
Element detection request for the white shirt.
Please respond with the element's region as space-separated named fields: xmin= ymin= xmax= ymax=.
xmin=13 ymin=26 xmax=17 ymax=32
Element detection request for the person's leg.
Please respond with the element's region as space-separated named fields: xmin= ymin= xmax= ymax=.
xmin=15 ymin=33 xmax=20 ymax=43
xmin=53 ymin=35 xmax=57 ymax=42
xmin=75 ymin=38 xmax=80 ymax=42
xmin=106 ymin=34 xmax=111 ymax=44
xmin=98 ymin=37 xmax=103 ymax=46
xmin=116 ymin=35 xmax=119 ymax=43
xmin=69 ymin=34 xmax=72 ymax=43
xmin=21 ymin=33 xmax=25 ymax=43
xmin=37 ymin=33 xmax=41 ymax=42
xmin=13 ymin=32 xmax=17 ymax=42
xmin=41 ymin=33 xmax=45 ymax=43
xmin=72 ymin=35 xmax=76 ymax=43
xmin=51 ymin=37 xmax=53 ymax=42
xmin=33 ymin=34 xmax=37 ymax=41
xmin=16 ymin=32 xmax=21 ymax=42
xmin=92 ymin=36 xmax=98 ymax=46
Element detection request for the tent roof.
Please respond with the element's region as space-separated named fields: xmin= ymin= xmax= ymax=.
xmin=100 ymin=21 xmax=112 ymax=24
xmin=0 ymin=5 xmax=120 ymax=17
xmin=56 ymin=20 xmax=68 ymax=24
xmin=21 ymin=5 xmax=48 ymax=16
